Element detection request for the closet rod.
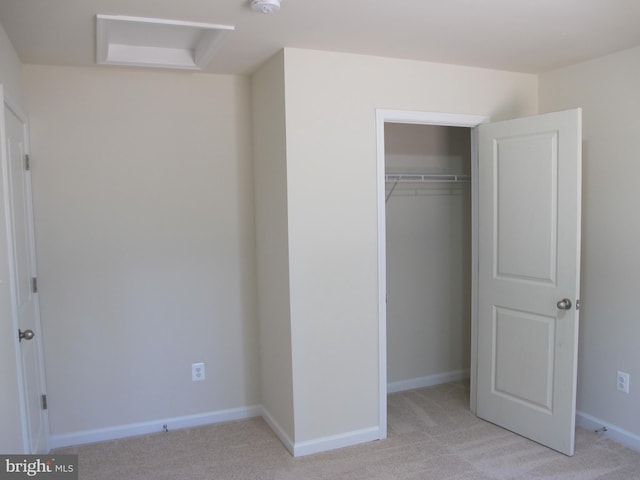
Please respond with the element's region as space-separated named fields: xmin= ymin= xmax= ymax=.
xmin=385 ymin=173 xmax=471 ymax=183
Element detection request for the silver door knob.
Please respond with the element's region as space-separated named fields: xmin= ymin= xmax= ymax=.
xmin=557 ymin=298 xmax=572 ymax=310
xmin=19 ymin=329 xmax=35 ymax=342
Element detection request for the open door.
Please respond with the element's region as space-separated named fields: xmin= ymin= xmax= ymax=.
xmin=476 ymin=109 xmax=581 ymax=456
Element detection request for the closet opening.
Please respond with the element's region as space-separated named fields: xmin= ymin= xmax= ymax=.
xmin=385 ymin=122 xmax=472 ymax=393
xmin=375 ymin=110 xmax=489 ymax=439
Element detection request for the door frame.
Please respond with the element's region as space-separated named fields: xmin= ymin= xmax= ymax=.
xmin=1 ymin=85 xmax=50 ymax=453
xmin=375 ymin=109 xmax=489 ymax=437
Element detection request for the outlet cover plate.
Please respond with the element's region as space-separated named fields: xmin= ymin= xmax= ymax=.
xmin=192 ymin=362 xmax=205 ymax=381
xmin=617 ymin=370 xmax=630 ymax=393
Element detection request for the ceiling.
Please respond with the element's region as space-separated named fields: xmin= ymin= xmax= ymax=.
xmin=1 ymin=0 xmax=640 ymax=75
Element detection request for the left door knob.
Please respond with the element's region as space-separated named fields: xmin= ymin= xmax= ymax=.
xmin=19 ymin=329 xmax=35 ymax=342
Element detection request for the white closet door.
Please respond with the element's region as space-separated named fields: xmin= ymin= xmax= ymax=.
xmin=476 ymin=109 xmax=581 ymax=456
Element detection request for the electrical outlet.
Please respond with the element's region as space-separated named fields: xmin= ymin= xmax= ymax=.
xmin=192 ymin=363 xmax=205 ymax=382
xmin=617 ymin=371 xmax=630 ymax=394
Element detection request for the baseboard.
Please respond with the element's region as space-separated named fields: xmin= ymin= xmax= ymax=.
xmin=293 ymin=426 xmax=381 ymax=457
xmin=51 ymin=395 xmax=640 ymax=459
xmin=575 ymin=410 xmax=640 ymax=452
xmin=260 ymin=407 xmax=381 ymax=457
xmin=50 ymin=405 xmax=262 ymax=450
xmin=387 ymin=369 xmax=470 ymax=394
xmin=50 ymin=404 xmax=381 ymax=458
xmin=260 ymin=407 xmax=295 ymax=455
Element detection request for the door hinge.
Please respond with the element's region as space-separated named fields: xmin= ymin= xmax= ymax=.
xmin=41 ymin=394 xmax=48 ymax=410
xmin=31 ymin=277 xmax=38 ymax=294
xmin=24 ymin=154 xmax=30 ymax=171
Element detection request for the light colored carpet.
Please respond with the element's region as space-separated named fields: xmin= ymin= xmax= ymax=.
xmin=54 ymin=382 xmax=640 ymax=479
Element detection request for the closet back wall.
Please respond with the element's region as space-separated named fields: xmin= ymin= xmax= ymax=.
xmin=385 ymin=124 xmax=471 ymax=389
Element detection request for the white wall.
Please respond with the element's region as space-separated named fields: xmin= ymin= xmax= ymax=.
xmin=23 ymin=65 xmax=259 ymax=439
xmin=0 ymin=22 xmax=26 ymax=453
xmin=281 ymin=48 xmax=538 ymax=445
xmin=251 ymin=51 xmax=295 ymax=443
xmin=385 ymin=124 xmax=471 ymax=386
xmin=540 ymin=45 xmax=640 ymax=440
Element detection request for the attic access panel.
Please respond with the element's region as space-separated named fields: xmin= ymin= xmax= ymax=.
xmin=96 ymin=14 xmax=234 ymax=70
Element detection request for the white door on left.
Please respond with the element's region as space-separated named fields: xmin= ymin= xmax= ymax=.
xmin=2 ymin=90 xmax=49 ymax=453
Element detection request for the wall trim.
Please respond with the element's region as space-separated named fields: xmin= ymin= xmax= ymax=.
xmin=576 ymin=410 xmax=640 ymax=452
xmin=50 ymin=404 xmax=380 ymax=458
xmin=49 ymin=405 xmax=262 ymax=450
xmin=260 ymin=407 xmax=295 ymax=456
xmin=50 ymin=400 xmax=640 ymax=457
xmin=293 ymin=426 xmax=381 ymax=457
xmin=387 ymin=370 xmax=470 ymax=394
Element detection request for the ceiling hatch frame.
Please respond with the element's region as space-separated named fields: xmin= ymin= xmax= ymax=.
xmin=96 ymin=14 xmax=235 ymax=71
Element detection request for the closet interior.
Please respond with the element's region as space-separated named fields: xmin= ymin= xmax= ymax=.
xmin=385 ymin=123 xmax=472 ymax=393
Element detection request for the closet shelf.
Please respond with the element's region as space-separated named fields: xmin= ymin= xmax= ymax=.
xmin=385 ymin=173 xmax=470 ymax=203
xmin=385 ymin=173 xmax=471 ymax=183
